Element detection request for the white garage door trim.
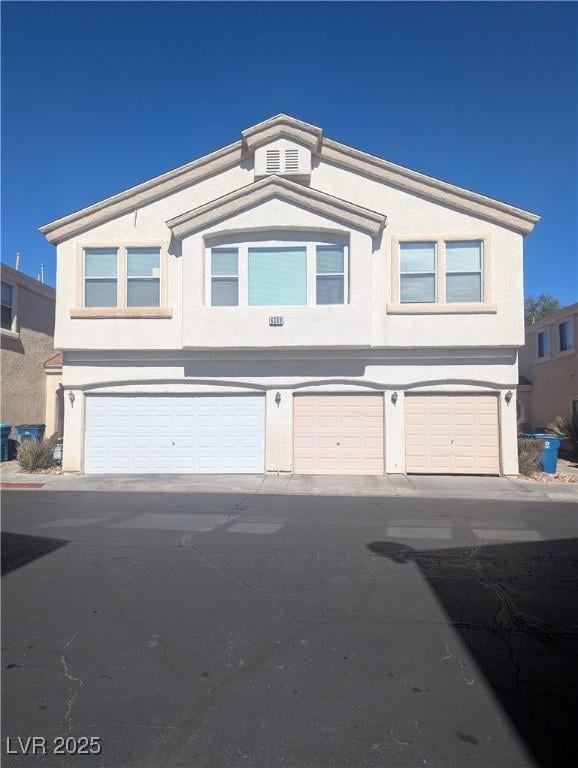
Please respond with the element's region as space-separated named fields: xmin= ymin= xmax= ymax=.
xmin=405 ymin=393 xmax=501 ymax=475
xmin=293 ymin=393 xmax=384 ymax=475
xmin=84 ymin=394 xmax=265 ymax=474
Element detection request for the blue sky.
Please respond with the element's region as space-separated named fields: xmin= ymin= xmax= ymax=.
xmin=2 ymin=1 xmax=577 ymax=303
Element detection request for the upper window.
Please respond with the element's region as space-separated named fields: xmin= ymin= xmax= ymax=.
xmin=127 ymin=248 xmax=160 ymax=307
xmin=558 ymin=319 xmax=574 ymax=352
xmin=316 ymin=246 xmax=344 ymax=305
xmin=208 ymin=237 xmax=346 ymax=307
xmin=84 ymin=248 xmax=118 ymax=307
xmin=83 ymin=246 xmax=162 ymax=308
xmin=445 ymin=241 xmax=483 ymax=303
xmin=248 ymin=247 xmax=307 ymax=306
xmin=211 ymin=249 xmax=238 ymax=306
xmin=400 ymin=242 xmax=436 ymax=303
xmin=396 ymin=238 xmax=486 ymax=306
xmin=537 ymin=329 xmax=550 ymax=359
xmin=1 ymin=281 xmax=13 ymax=330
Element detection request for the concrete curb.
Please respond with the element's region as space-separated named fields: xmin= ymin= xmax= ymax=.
xmin=2 ymin=469 xmax=577 ymax=502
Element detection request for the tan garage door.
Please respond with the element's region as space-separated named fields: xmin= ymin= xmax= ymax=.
xmin=405 ymin=394 xmax=500 ymax=475
xmin=293 ymin=394 xmax=384 ymax=475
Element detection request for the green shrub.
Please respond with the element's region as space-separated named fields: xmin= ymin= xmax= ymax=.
xmin=518 ymin=438 xmax=543 ymax=476
xmin=546 ymin=414 xmax=578 ymax=453
xmin=17 ymin=438 xmax=56 ymax=471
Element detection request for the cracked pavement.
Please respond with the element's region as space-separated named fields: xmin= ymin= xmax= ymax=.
xmin=2 ymin=489 xmax=577 ymax=767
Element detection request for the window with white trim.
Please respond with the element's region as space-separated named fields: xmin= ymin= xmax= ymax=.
xmin=208 ymin=235 xmax=347 ymax=307
xmin=537 ymin=329 xmax=550 ymax=359
xmin=558 ymin=319 xmax=574 ymax=352
xmin=84 ymin=248 xmax=118 ymax=307
xmin=445 ymin=240 xmax=483 ymax=303
xmin=248 ymin=246 xmax=307 ymax=306
xmin=82 ymin=246 xmax=164 ymax=308
xmin=211 ymin=249 xmax=239 ymax=306
xmin=127 ymin=247 xmax=160 ymax=307
xmin=400 ymin=242 xmax=436 ymax=303
xmin=316 ymin=245 xmax=345 ymax=304
xmin=1 ymin=281 xmax=13 ymax=330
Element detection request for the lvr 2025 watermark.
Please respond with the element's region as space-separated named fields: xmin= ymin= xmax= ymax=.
xmin=5 ymin=736 xmax=102 ymax=755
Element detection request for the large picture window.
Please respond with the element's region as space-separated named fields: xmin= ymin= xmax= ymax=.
xmin=248 ymin=247 xmax=307 ymax=306
xmin=208 ymin=236 xmax=347 ymax=307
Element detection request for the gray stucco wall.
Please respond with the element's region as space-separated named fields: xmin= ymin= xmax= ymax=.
xmin=1 ymin=277 xmax=55 ymax=429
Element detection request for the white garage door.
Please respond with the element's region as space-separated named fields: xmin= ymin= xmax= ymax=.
xmin=293 ymin=394 xmax=384 ymax=475
xmin=84 ymin=395 xmax=265 ymax=474
xmin=405 ymin=394 xmax=500 ymax=475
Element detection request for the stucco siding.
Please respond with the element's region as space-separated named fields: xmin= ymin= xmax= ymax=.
xmin=1 ymin=280 xmax=55 ymax=428
xmin=519 ymin=308 xmax=578 ymax=428
xmin=59 ymin=350 xmax=519 ymax=475
xmin=53 ymin=154 xmax=525 ymax=352
xmin=45 ymin=116 xmax=533 ymax=475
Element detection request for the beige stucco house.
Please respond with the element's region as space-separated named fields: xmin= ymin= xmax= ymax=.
xmin=39 ymin=114 xmax=539 ymax=476
xmin=1 ymin=264 xmax=62 ymax=438
xmin=518 ymin=303 xmax=578 ymax=430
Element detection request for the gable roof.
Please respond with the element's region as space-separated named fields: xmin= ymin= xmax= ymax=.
xmin=166 ymin=175 xmax=386 ymax=239
xmin=0 ymin=263 xmax=56 ymax=300
xmin=241 ymin=114 xmax=323 ymax=152
xmin=40 ymin=113 xmax=539 ymax=244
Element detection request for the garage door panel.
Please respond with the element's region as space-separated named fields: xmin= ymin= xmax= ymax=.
xmin=405 ymin=394 xmax=499 ymax=475
xmin=293 ymin=394 xmax=384 ymax=475
xmin=85 ymin=395 xmax=264 ymax=474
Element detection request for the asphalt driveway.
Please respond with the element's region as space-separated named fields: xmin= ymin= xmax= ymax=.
xmin=2 ymin=488 xmax=578 ymax=768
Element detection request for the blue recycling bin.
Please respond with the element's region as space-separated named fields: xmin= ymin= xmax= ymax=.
xmin=15 ymin=424 xmax=46 ymax=442
xmin=524 ymin=433 xmax=561 ymax=474
xmin=1 ymin=424 xmax=11 ymax=462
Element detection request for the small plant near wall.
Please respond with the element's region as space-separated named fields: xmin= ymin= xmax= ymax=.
xmin=546 ymin=414 xmax=578 ymax=454
xmin=17 ymin=438 xmax=56 ymax=472
xmin=518 ymin=438 xmax=543 ymax=476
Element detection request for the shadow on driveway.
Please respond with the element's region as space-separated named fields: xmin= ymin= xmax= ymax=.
xmin=368 ymin=538 xmax=578 ymax=768
xmin=1 ymin=531 xmax=69 ymax=576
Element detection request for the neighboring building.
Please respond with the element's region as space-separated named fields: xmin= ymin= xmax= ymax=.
xmin=518 ymin=303 xmax=578 ymax=430
xmin=1 ymin=264 xmax=61 ymax=437
xmin=39 ymin=114 xmax=539 ymax=476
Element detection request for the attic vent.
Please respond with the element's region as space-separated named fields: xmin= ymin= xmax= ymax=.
xmin=284 ymin=149 xmax=299 ymax=172
xmin=266 ymin=149 xmax=281 ymax=173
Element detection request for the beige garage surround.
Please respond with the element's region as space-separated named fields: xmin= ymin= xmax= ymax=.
xmin=293 ymin=394 xmax=384 ymax=475
xmin=405 ymin=393 xmax=501 ymax=475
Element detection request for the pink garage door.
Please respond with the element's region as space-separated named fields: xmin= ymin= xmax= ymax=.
xmin=405 ymin=394 xmax=500 ymax=475
xmin=293 ymin=394 xmax=384 ymax=475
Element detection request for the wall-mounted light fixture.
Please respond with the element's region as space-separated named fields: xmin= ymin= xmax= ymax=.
xmin=275 ymin=391 xmax=282 ymax=407
xmin=505 ymin=390 xmax=513 ymax=404
xmin=391 ymin=391 xmax=398 ymax=405
xmin=68 ymin=391 xmax=75 ymax=407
